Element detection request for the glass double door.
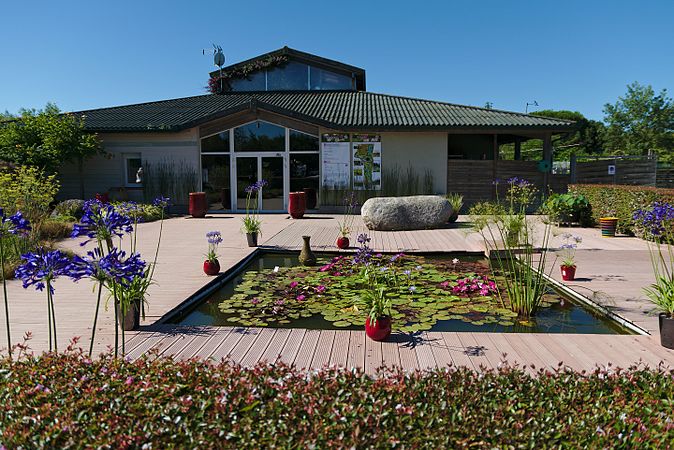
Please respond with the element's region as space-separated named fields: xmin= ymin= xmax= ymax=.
xmin=235 ymin=154 xmax=285 ymax=211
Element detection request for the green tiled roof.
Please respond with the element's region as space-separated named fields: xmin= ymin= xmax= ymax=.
xmin=77 ymin=91 xmax=575 ymax=133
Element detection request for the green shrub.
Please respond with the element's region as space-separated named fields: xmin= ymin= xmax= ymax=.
xmin=112 ymin=202 xmax=163 ymax=223
xmin=51 ymin=199 xmax=85 ymax=219
xmin=38 ymin=218 xmax=75 ymax=241
xmin=540 ymin=192 xmax=592 ymax=226
xmin=0 ymin=165 xmax=59 ymax=224
xmin=1 ymin=351 xmax=673 ymax=448
xmin=570 ymin=184 xmax=674 ymax=234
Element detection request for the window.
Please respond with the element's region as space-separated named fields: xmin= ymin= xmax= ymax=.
xmin=124 ymin=154 xmax=142 ymax=186
xmin=228 ymin=71 xmax=266 ymax=91
xmin=309 ymin=65 xmax=353 ymax=90
xmin=289 ymin=153 xmax=319 ymax=193
xmin=201 ymin=131 xmax=230 ymax=153
xmin=201 ymin=155 xmax=231 ymax=210
xmin=266 ymin=61 xmax=309 ymax=91
xmin=234 ymin=121 xmax=285 ymax=151
xmin=289 ymin=130 xmax=319 ymax=151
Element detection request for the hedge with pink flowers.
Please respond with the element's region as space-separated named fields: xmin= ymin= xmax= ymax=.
xmin=1 ymin=347 xmax=673 ymax=448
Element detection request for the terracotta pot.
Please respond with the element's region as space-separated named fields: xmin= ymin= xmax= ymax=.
xmin=600 ymin=217 xmax=618 ymax=237
xmin=303 ymin=187 xmax=317 ymax=210
xmin=95 ymin=192 xmax=109 ymax=204
xmin=189 ymin=192 xmax=207 ymax=218
xmin=203 ymin=259 xmax=220 ymax=276
xmin=288 ymin=191 xmax=307 ymax=219
xmin=336 ymin=236 xmax=350 ymax=249
xmin=365 ymin=316 xmax=392 ymax=341
xmin=560 ymin=265 xmax=576 ymax=281
xmin=660 ymin=313 xmax=674 ymax=350
xmin=246 ymin=232 xmax=258 ymax=247
xmin=298 ymin=235 xmax=317 ymax=266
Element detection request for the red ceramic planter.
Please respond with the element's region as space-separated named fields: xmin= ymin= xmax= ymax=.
xmin=288 ymin=192 xmax=307 ymax=219
xmin=336 ymin=236 xmax=350 ymax=249
xmin=365 ymin=316 xmax=392 ymax=341
xmin=189 ymin=192 xmax=207 ymax=218
xmin=560 ymin=265 xmax=576 ymax=281
xmin=203 ymin=259 xmax=220 ymax=276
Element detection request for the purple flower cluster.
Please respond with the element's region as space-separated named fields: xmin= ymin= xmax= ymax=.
xmin=245 ymin=180 xmax=268 ymax=194
xmin=633 ymin=202 xmax=674 ymax=237
xmin=354 ymin=233 xmax=373 ymax=265
xmin=506 ymin=177 xmax=533 ymax=188
xmin=14 ymin=249 xmax=77 ymax=293
xmin=0 ymin=208 xmax=31 ymax=237
xmin=206 ymin=231 xmax=223 ymax=245
xmin=98 ymin=249 xmax=146 ymax=286
xmin=71 ymin=200 xmax=133 ymax=246
xmin=152 ymin=196 xmax=171 ymax=209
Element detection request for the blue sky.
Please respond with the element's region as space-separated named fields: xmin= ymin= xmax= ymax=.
xmin=1 ymin=0 xmax=672 ymax=120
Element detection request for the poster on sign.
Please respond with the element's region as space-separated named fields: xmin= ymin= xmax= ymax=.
xmin=352 ymin=134 xmax=381 ymax=190
xmin=321 ymin=134 xmax=350 ymax=189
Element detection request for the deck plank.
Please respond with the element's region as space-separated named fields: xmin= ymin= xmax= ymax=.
xmin=414 ymin=332 xmax=438 ymax=370
xmin=239 ymin=328 xmax=277 ymax=367
xmin=209 ymin=328 xmax=249 ymax=362
xmin=365 ymin=338 xmax=383 ymax=375
xmin=456 ymin=333 xmax=493 ymax=371
xmin=259 ymin=328 xmax=292 ymax=364
xmin=441 ymin=332 xmax=475 ymax=370
xmin=329 ymin=330 xmax=350 ymax=367
xmin=278 ymin=328 xmax=307 ymax=366
xmin=426 ymin=331 xmax=455 ymax=369
xmin=310 ymin=330 xmax=335 ymax=369
xmin=346 ymin=331 xmax=365 ymax=370
xmin=293 ymin=329 xmax=321 ymax=369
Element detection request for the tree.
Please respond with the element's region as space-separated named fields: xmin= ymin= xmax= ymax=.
xmin=0 ymin=103 xmax=103 ymax=198
xmin=603 ymin=82 xmax=674 ymax=162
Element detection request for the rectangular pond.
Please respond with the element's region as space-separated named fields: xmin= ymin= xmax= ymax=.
xmin=169 ymin=251 xmax=633 ymax=334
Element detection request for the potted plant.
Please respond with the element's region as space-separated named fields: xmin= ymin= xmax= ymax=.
xmin=204 ymin=231 xmax=222 ymax=276
xmin=336 ymin=191 xmax=357 ymax=249
xmin=558 ymin=233 xmax=582 ymax=281
xmin=600 ymin=217 xmax=619 ymax=237
xmin=634 ymin=202 xmax=674 ymax=349
xmin=242 ymin=180 xmax=266 ymax=247
xmin=446 ymin=193 xmax=463 ymax=223
xmin=364 ymin=286 xmax=392 ymax=341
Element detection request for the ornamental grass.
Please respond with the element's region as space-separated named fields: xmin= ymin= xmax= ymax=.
xmin=0 ymin=344 xmax=673 ymax=448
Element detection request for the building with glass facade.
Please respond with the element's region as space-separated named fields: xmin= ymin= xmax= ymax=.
xmin=60 ymin=47 xmax=575 ymax=210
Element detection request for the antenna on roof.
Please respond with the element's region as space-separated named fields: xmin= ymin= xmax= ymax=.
xmin=203 ymin=44 xmax=226 ymax=93
xmin=525 ymin=100 xmax=539 ymax=114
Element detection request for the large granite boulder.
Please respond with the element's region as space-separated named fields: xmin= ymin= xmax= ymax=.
xmin=361 ymin=195 xmax=453 ymax=231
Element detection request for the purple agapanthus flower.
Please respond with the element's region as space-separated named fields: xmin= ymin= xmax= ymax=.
xmin=152 ymin=195 xmax=171 ymax=209
xmin=506 ymin=177 xmax=533 ymax=188
xmin=206 ymin=231 xmax=223 ymax=245
xmin=244 ymin=180 xmax=268 ymax=194
xmin=357 ymin=233 xmax=371 ymax=245
xmin=71 ymin=199 xmax=133 ymax=246
xmin=633 ymin=202 xmax=674 ymax=237
xmin=0 ymin=208 xmax=31 ymax=237
xmin=15 ymin=248 xmax=74 ymax=293
xmin=98 ymin=248 xmax=146 ymax=286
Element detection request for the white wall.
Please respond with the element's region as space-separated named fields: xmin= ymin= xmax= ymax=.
xmin=380 ymin=132 xmax=448 ymax=194
xmin=57 ymin=129 xmax=199 ymax=201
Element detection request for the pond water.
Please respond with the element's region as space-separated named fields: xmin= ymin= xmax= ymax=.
xmin=173 ymin=252 xmax=631 ymax=335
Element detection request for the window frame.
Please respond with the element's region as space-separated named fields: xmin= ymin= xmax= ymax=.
xmin=123 ymin=153 xmax=143 ymax=187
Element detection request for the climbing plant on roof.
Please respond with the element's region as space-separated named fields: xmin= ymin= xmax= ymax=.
xmin=207 ymin=55 xmax=289 ymax=94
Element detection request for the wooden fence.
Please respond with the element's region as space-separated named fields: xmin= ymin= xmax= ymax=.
xmin=574 ymin=157 xmax=657 ymax=186
xmin=447 ymin=160 xmax=568 ymax=206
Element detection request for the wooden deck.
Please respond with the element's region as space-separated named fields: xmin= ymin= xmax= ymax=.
xmin=263 ymin=219 xmax=485 ymax=254
xmin=125 ymin=325 xmax=674 ymax=373
xmin=3 ymin=212 xmax=674 ymax=373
